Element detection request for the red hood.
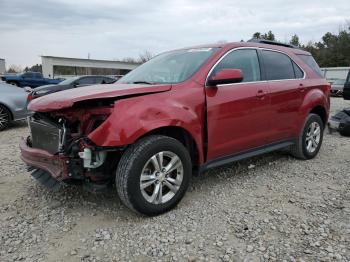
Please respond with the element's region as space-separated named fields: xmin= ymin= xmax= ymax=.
xmin=28 ymin=83 xmax=172 ymax=112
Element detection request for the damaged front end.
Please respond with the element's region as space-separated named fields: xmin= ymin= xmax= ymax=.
xmin=21 ymin=101 xmax=124 ymax=192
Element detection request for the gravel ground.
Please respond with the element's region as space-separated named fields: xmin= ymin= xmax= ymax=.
xmin=0 ymin=98 xmax=349 ymax=262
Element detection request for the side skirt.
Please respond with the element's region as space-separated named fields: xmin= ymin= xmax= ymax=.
xmin=200 ymin=140 xmax=295 ymax=173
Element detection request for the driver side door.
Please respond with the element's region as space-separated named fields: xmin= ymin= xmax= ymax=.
xmin=205 ymin=48 xmax=272 ymax=161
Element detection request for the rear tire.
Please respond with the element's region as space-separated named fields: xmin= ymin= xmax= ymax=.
xmin=115 ymin=135 xmax=192 ymax=216
xmin=0 ymin=104 xmax=11 ymax=131
xmin=290 ymin=113 xmax=324 ymax=159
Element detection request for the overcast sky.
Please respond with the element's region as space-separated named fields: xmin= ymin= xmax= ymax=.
xmin=0 ymin=0 xmax=349 ymax=68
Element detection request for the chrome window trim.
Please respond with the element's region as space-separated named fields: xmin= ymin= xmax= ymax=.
xmin=205 ymin=47 xmax=306 ymax=88
xmin=260 ymin=48 xmax=306 ymax=80
xmin=205 ymin=47 xmax=261 ymax=87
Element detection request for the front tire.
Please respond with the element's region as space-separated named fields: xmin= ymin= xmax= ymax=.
xmin=8 ymin=81 xmax=19 ymax=87
xmin=0 ymin=104 xmax=11 ymax=131
xmin=116 ymin=135 xmax=192 ymax=216
xmin=290 ymin=113 xmax=324 ymax=159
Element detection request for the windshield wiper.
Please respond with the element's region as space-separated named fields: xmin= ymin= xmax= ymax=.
xmin=131 ymin=81 xmax=154 ymax=85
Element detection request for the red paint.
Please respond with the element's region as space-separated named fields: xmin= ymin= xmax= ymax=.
xmin=28 ymin=83 xmax=172 ymax=112
xmin=208 ymin=69 xmax=243 ymax=85
xmin=205 ymin=81 xmax=271 ymax=160
xmin=20 ymin=138 xmax=69 ymax=180
xmin=23 ymin=42 xmax=330 ymax=177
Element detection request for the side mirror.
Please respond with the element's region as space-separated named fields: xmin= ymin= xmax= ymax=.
xmin=208 ymin=69 xmax=243 ymax=86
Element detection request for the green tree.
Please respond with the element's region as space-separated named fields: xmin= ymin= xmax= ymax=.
xmin=263 ymin=30 xmax=275 ymax=41
xmin=252 ymin=31 xmax=275 ymax=41
xmin=304 ymin=28 xmax=350 ymax=67
xmin=24 ymin=64 xmax=42 ymax=73
xmin=290 ymin=34 xmax=301 ymax=47
xmin=253 ymin=32 xmax=261 ymax=39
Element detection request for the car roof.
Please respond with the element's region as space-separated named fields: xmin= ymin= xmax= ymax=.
xmin=181 ymin=41 xmax=311 ymax=56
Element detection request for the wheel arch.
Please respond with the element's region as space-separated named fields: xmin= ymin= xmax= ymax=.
xmin=137 ymin=126 xmax=201 ymax=171
xmin=6 ymin=80 xmax=20 ymax=86
xmin=298 ymin=88 xmax=329 ymax=130
xmin=309 ymin=105 xmax=328 ymax=126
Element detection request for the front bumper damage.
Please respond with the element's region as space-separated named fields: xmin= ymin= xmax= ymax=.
xmin=20 ymin=137 xmax=70 ymax=191
xmin=21 ymin=111 xmax=123 ymax=192
xmin=20 ymin=137 xmax=70 ymax=181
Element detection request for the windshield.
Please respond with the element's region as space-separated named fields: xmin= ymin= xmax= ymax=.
xmin=119 ymin=48 xmax=219 ymax=84
xmin=58 ymin=76 xmax=80 ymax=85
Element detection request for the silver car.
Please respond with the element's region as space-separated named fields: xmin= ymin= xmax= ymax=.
xmin=0 ymin=82 xmax=32 ymax=131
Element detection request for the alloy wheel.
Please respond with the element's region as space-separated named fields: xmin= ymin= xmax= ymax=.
xmin=140 ymin=151 xmax=184 ymax=204
xmin=305 ymin=121 xmax=321 ymax=153
xmin=0 ymin=105 xmax=10 ymax=130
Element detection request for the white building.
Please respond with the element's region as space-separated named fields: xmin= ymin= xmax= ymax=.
xmin=321 ymin=67 xmax=350 ymax=82
xmin=41 ymin=56 xmax=140 ymax=78
xmin=0 ymin=58 xmax=5 ymax=75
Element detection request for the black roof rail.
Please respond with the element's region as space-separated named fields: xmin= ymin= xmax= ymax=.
xmin=247 ymin=38 xmax=297 ymax=48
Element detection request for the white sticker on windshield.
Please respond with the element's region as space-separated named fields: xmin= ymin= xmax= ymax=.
xmin=187 ymin=48 xmax=213 ymax=52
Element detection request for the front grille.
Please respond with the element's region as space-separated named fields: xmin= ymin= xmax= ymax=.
xmin=29 ymin=117 xmax=62 ymax=154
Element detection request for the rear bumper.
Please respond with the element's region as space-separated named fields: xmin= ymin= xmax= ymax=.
xmin=20 ymin=137 xmax=69 ymax=180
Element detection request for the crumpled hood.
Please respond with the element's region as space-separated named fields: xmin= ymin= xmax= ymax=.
xmin=28 ymin=83 xmax=172 ymax=112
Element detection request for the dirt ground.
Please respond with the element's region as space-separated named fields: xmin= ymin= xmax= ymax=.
xmin=0 ymin=97 xmax=349 ymax=262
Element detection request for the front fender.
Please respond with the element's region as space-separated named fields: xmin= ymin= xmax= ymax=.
xmin=88 ymin=92 xmax=204 ymax=162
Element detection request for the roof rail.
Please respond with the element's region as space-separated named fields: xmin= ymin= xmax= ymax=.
xmin=247 ymin=38 xmax=297 ymax=48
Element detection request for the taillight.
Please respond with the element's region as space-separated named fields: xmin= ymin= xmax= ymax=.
xmin=27 ymin=93 xmax=33 ymax=102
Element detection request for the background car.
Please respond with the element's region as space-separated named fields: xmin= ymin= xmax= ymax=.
xmin=1 ymin=72 xmax=63 ymax=88
xmin=331 ymin=79 xmax=346 ymax=96
xmin=0 ymin=82 xmax=32 ymax=131
xmin=29 ymin=75 xmax=117 ymax=100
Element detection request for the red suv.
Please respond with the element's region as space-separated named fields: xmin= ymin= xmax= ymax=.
xmin=21 ymin=40 xmax=330 ymax=216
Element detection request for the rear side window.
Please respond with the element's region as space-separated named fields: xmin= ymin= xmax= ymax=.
xmin=297 ymin=55 xmax=324 ymax=77
xmin=262 ymin=50 xmax=295 ymax=80
xmin=212 ymin=49 xmax=261 ymax=82
xmin=292 ymin=62 xmax=304 ymax=78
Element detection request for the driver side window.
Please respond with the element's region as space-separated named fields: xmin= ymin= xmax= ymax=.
xmin=212 ymin=49 xmax=261 ymax=83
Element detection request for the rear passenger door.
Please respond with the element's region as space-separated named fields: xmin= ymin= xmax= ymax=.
xmin=260 ymin=49 xmax=305 ymax=142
